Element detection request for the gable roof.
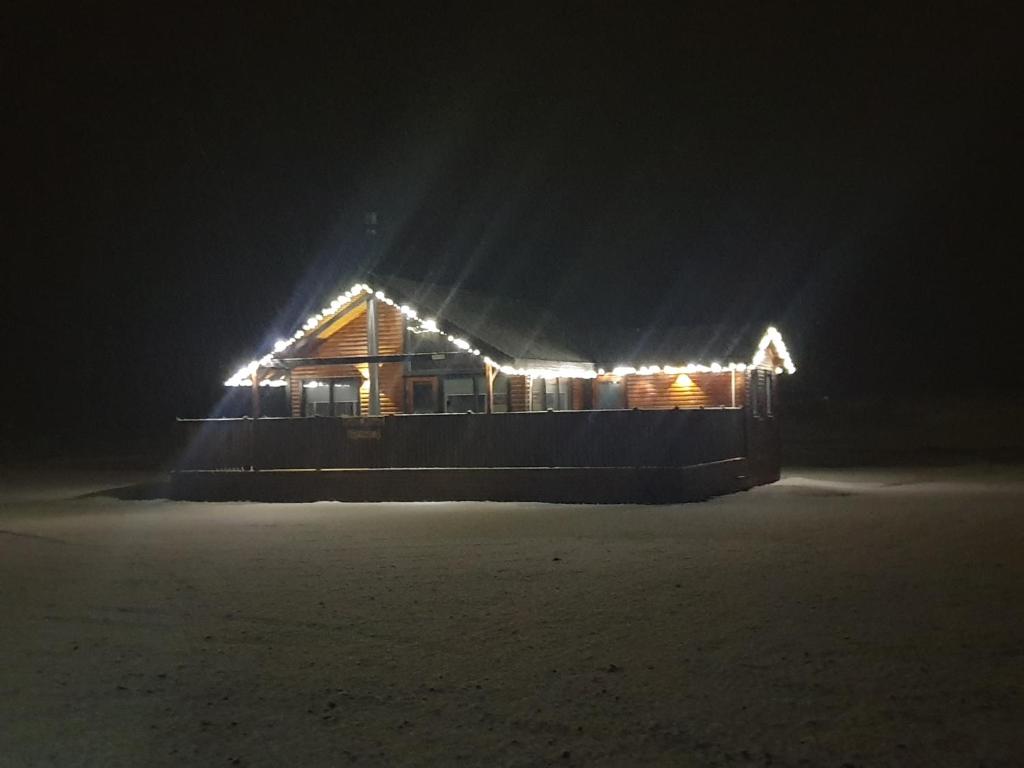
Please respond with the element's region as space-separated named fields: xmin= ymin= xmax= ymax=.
xmin=584 ymin=323 xmax=778 ymax=368
xmin=368 ymin=276 xmax=590 ymax=364
xmin=224 ymin=278 xmax=795 ymax=386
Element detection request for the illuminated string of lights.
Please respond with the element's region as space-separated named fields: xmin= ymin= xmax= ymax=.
xmin=751 ymin=326 xmax=797 ymax=374
xmin=224 ymin=283 xmax=795 ymax=386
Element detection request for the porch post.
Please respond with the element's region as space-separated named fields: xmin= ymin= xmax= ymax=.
xmin=730 ymin=369 xmax=736 ymax=407
xmin=251 ymin=367 xmax=262 ymax=418
xmin=366 ymin=296 xmax=381 ymax=416
xmin=485 ymin=362 xmax=496 ymax=414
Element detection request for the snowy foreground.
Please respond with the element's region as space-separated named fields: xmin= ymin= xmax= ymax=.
xmin=2 ymin=467 xmax=1022 ymax=767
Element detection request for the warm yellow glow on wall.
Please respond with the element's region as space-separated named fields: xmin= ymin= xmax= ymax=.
xmin=674 ymin=373 xmax=694 ymax=388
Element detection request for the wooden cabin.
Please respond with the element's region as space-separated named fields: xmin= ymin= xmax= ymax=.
xmin=225 ymin=277 xmax=796 ymax=420
xmin=175 ymin=277 xmax=797 ymax=502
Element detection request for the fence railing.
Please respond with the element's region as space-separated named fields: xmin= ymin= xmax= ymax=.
xmin=176 ymin=408 xmax=748 ymax=471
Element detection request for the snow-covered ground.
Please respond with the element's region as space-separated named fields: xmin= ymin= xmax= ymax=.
xmin=2 ymin=466 xmax=1022 ymax=767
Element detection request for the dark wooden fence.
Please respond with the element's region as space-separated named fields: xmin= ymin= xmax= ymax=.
xmin=177 ymin=408 xmax=748 ymax=471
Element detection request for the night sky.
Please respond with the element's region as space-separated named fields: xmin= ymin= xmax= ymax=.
xmin=6 ymin=4 xmax=1020 ymax=458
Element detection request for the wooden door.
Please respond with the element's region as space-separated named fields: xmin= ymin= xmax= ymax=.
xmin=405 ymin=377 xmax=439 ymax=414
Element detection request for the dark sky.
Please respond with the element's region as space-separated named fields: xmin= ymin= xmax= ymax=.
xmin=6 ymin=4 xmax=1021 ymax=455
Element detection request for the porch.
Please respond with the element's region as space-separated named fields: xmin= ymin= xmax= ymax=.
xmin=172 ymin=407 xmax=780 ymax=503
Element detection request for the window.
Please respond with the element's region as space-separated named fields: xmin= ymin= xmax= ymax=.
xmin=443 ymin=375 xmax=486 ymax=413
xmin=529 ymin=379 xmax=541 ymax=411
xmin=491 ymin=373 xmax=510 ymax=413
xmin=302 ymin=379 xmax=361 ymax=417
xmin=548 ymin=378 xmax=570 ymax=410
xmin=531 ymin=377 xmax=570 ymax=411
xmin=304 ymin=382 xmax=330 ymax=416
xmin=332 ymin=380 xmax=360 ymax=416
xmin=595 ymin=380 xmax=626 ymax=410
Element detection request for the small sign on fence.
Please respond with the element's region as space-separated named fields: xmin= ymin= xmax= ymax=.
xmin=347 ymin=428 xmax=382 ymax=441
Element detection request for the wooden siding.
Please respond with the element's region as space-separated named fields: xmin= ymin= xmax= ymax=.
xmin=314 ymin=302 xmax=404 ymax=357
xmin=571 ymin=379 xmax=587 ymax=410
xmin=362 ymin=362 xmax=404 ymax=416
xmin=623 ymin=371 xmax=741 ymax=410
xmin=508 ymin=376 xmax=528 ymax=412
xmin=288 ymin=302 xmax=405 ymax=416
xmin=734 ymin=374 xmax=748 ymax=407
xmin=290 ymin=372 xmax=302 ymax=416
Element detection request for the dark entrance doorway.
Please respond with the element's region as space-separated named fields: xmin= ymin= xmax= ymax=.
xmin=406 ymin=377 xmax=439 ymax=414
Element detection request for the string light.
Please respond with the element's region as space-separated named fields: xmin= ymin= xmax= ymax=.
xmin=224 ymin=282 xmax=796 ymax=386
xmin=751 ymin=326 xmax=797 ymax=374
